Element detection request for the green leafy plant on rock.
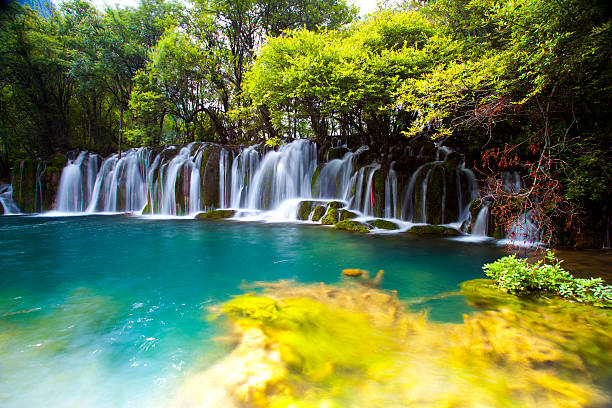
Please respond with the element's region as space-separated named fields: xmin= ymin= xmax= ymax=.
xmin=483 ymin=252 xmax=611 ymax=307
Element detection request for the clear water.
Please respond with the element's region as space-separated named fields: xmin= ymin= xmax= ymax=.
xmin=0 ymin=216 xmax=504 ymax=407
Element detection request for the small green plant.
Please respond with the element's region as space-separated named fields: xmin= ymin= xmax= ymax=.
xmin=483 ymin=252 xmax=611 ymax=307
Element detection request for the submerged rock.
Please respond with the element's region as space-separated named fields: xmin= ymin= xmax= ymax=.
xmin=195 ymin=209 xmax=236 ymax=219
xmin=334 ymin=220 xmax=371 ymax=233
xmin=368 ymin=219 xmax=399 ymax=230
xmin=408 ymin=225 xmax=461 ymax=235
xmin=342 ymin=269 xmax=366 ymax=277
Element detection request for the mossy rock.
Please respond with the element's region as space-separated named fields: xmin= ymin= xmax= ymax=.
xmin=342 ymin=269 xmax=366 ymax=277
xmin=334 ymin=220 xmax=371 ymax=233
xmin=311 ymin=164 xmax=323 ymax=196
xmin=48 ymin=154 xmax=68 ymax=171
xmin=339 ymin=209 xmax=358 ymax=221
xmin=327 ymin=201 xmax=343 ymax=210
xmin=311 ymin=205 xmax=326 ymax=222
xmin=40 ymin=166 xmax=62 ymax=211
xmin=196 ymin=209 xmax=236 ymax=219
xmin=199 ymin=145 xmax=221 ymax=209
xmin=11 ymin=159 xmax=38 ymax=213
xmin=408 ymin=225 xmax=461 ymax=235
xmin=321 ymin=208 xmax=338 ymax=225
xmin=297 ymin=201 xmax=315 ymax=220
xmin=141 ymin=200 xmax=151 ymax=215
xmin=368 ymin=219 xmax=399 ymax=230
xmin=326 ymin=147 xmax=349 ymax=161
xmin=469 ymin=198 xmax=483 ymax=219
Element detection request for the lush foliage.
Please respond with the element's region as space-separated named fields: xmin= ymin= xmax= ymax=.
xmin=0 ymin=0 xmax=610 ymax=246
xmin=483 ymin=252 xmax=612 ymax=306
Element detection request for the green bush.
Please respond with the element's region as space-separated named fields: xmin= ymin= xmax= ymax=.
xmin=483 ymin=252 xmax=611 ymax=307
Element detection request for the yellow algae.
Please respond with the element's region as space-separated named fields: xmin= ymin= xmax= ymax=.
xmin=341 ymin=269 xmax=364 ymax=277
xmin=176 ymin=280 xmax=611 ymax=408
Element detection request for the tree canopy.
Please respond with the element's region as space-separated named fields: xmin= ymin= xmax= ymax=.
xmin=0 ymin=0 xmax=610 ymax=246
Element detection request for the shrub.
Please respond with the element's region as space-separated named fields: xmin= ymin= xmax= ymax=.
xmin=483 ymin=252 xmax=611 ymax=307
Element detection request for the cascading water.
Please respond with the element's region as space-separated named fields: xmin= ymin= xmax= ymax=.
xmin=502 ymin=171 xmax=522 ymax=193
xmin=351 ymin=164 xmax=381 ymax=217
xmin=384 ymin=163 xmax=398 ymax=219
xmin=56 ymin=152 xmax=98 ymax=212
xmin=472 ymin=203 xmax=490 ymax=237
xmin=244 ymin=140 xmax=317 ymax=210
xmin=219 ymin=149 xmax=231 ymax=208
xmin=0 ymin=184 xmax=20 ymax=214
xmin=230 ymin=145 xmax=260 ymax=209
xmin=48 ymin=140 xmax=485 ymax=232
xmin=314 ymin=147 xmax=367 ymax=200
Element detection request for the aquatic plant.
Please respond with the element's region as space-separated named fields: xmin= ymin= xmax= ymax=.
xmin=483 ymin=252 xmax=612 ymax=307
xmin=178 ymin=280 xmax=610 ymax=408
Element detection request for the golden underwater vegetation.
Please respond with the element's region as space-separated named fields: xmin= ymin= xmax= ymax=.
xmin=174 ymin=279 xmax=612 ymax=408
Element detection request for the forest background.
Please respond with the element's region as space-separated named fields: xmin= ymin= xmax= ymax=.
xmin=0 ymin=0 xmax=610 ymax=246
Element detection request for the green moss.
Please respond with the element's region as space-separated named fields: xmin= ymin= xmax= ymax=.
xmin=48 ymin=154 xmax=67 ymax=171
xmin=469 ymin=198 xmax=483 ymax=219
xmin=407 ymin=225 xmax=459 ymax=235
xmin=334 ymin=220 xmax=370 ymax=233
xmin=297 ymin=201 xmax=314 ymax=220
xmin=311 ymin=205 xmax=326 ymax=222
xmin=40 ymin=166 xmax=61 ymax=211
xmin=327 ymin=201 xmax=342 ymax=210
xmin=320 ymin=208 xmax=338 ymax=225
xmin=142 ymin=200 xmax=151 ymax=215
xmin=339 ymin=209 xmax=358 ymax=221
xmin=195 ymin=209 xmax=236 ymax=219
xmin=197 ymin=281 xmax=610 ymax=408
xmin=221 ymin=294 xmax=392 ymax=382
xmin=368 ymin=219 xmax=399 ymax=230
xmin=373 ymin=170 xmax=386 ymax=218
xmin=310 ymin=164 xmax=323 ymax=196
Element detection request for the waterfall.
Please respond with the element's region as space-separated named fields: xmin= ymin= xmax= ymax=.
xmin=418 ymin=167 xmax=433 ymax=223
xmin=86 ymin=148 xmax=152 ymax=213
xmin=314 ymin=146 xmax=367 ymax=200
xmin=230 ymin=145 xmax=260 ymax=208
xmin=219 ymin=149 xmax=231 ymax=208
xmin=472 ymin=203 xmax=489 ymax=236
xmin=0 ymin=184 xmax=20 ymax=214
xmin=384 ymin=163 xmax=398 ymax=219
xmin=47 ymin=140 xmax=487 ymax=226
xmin=243 ymin=140 xmax=317 ymax=210
xmin=56 ymin=152 xmax=89 ymax=212
xmin=350 ymin=164 xmax=380 ymax=217
xmin=506 ymin=211 xmax=541 ymax=245
xmin=400 ymin=163 xmax=427 ymax=222
xmin=502 ymin=171 xmax=521 ymax=193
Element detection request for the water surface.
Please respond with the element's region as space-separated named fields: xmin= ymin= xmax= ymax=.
xmin=0 ymin=216 xmax=504 ymax=407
